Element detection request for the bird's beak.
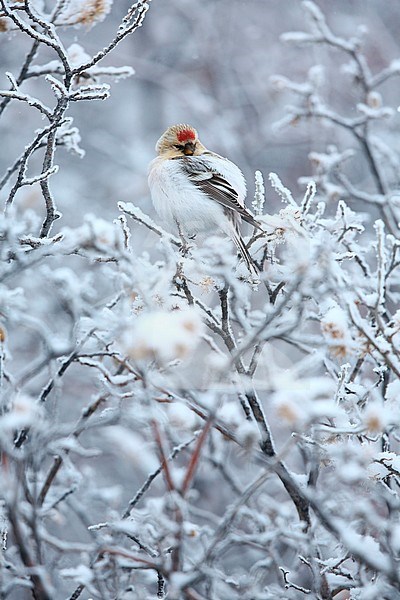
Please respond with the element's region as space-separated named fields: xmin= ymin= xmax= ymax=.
xmin=183 ymin=141 xmax=196 ymax=155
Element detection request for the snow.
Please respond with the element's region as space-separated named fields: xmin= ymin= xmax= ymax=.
xmin=337 ymin=526 xmax=392 ymax=573
xmin=69 ymin=82 xmax=111 ymax=101
xmin=386 ymin=379 xmax=400 ymax=402
xmin=88 ymin=65 xmax=135 ymax=80
xmin=301 ymin=180 xmax=316 ymax=215
xmin=120 ymin=307 xmax=204 ymax=364
xmin=368 ymin=452 xmax=400 ymax=480
xmin=268 ymin=172 xmax=297 ymax=206
xmin=356 ymin=102 xmax=394 ymax=120
xmin=103 ymin=426 xmax=159 ymax=471
xmin=252 ymin=170 xmax=265 ymax=216
xmin=281 ymin=31 xmax=317 ymax=45
xmin=320 ymin=303 xmax=357 ymax=358
xmin=166 ymin=402 xmax=198 ymax=430
xmin=67 ymin=43 xmax=91 ymax=68
xmin=0 ymin=394 xmax=42 ymax=433
xmin=119 ymin=201 xmax=180 ymax=245
xmin=60 ymin=565 xmax=93 ymax=585
xmin=3 ymin=2 xmax=400 ymax=598
xmin=235 ymin=419 xmax=259 ymax=449
xmin=362 ymin=402 xmax=399 ymax=433
xmin=339 ymin=462 xmax=367 ymax=483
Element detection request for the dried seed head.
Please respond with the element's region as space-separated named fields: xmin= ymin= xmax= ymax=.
xmin=59 ymin=0 xmax=113 ymax=28
xmin=0 ymin=18 xmax=9 ymax=32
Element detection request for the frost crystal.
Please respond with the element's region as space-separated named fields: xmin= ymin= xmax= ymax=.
xmin=252 ymin=170 xmax=265 ymax=216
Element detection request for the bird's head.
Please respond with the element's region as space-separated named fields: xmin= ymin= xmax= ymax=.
xmin=155 ymin=124 xmax=206 ymax=157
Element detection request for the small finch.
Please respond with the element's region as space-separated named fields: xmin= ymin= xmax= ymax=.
xmin=148 ymin=124 xmax=262 ymax=277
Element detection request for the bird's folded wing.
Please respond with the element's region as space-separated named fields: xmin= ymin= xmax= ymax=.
xmin=178 ymin=157 xmax=263 ymax=230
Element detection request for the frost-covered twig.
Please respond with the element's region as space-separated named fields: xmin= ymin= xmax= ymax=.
xmin=0 ymin=88 xmax=52 ymax=118
xmin=118 ymin=201 xmax=180 ymax=246
xmin=268 ymin=172 xmax=297 ymax=206
xmin=374 ymin=220 xmax=386 ymax=311
xmin=71 ymin=1 xmax=152 ymax=76
xmin=252 ymin=170 xmax=265 ymax=216
xmin=274 ymin=1 xmax=400 ymax=235
xmin=2 ymin=4 xmax=400 ymax=599
xmin=300 ymin=180 xmax=316 ymax=216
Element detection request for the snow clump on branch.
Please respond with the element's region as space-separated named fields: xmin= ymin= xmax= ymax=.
xmin=120 ymin=308 xmax=204 ymax=363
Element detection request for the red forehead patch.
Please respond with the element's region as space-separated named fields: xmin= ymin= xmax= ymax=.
xmin=177 ymin=129 xmax=196 ymax=143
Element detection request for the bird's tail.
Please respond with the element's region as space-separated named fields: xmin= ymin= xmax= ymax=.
xmin=231 ymin=230 xmax=259 ymax=281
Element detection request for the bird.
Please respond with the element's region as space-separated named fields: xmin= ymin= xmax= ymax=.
xmin=148 ymin=124 xmax=262 ymax=278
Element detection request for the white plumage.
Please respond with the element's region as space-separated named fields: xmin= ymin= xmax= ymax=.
xmin=148 ymin=124 xmax=261 ymax=277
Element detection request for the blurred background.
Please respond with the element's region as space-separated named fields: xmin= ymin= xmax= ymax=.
xmin=1 ymin=0 xmax=400 ymax=232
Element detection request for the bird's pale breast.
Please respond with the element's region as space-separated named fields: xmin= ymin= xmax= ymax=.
xmin=148 ymin=157 xmax=234 ymax=239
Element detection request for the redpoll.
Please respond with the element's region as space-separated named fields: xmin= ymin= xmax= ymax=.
xmin=148 ymin=124 xmax=262 ymax=277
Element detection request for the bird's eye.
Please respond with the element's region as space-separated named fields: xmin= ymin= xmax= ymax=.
xmin=174 ymin=144 xmax=184 ymax=149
